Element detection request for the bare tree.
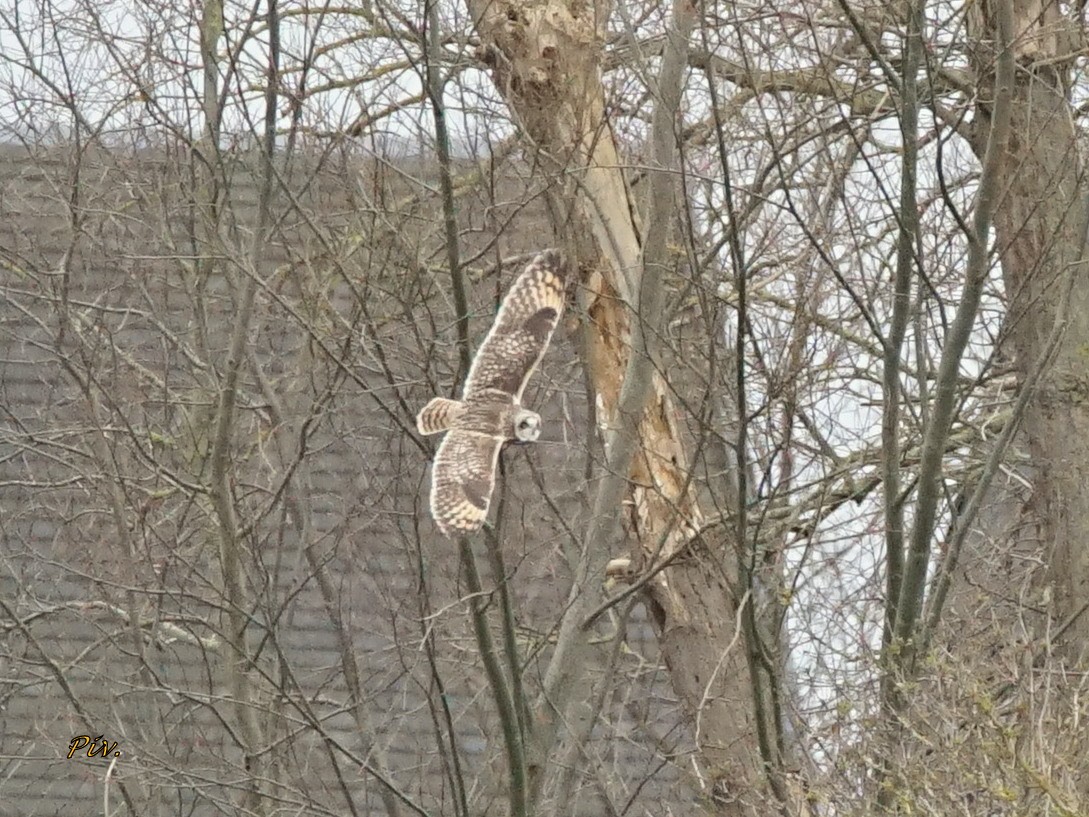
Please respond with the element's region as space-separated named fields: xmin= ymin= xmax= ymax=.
xmin=2 ymin=0 xmax=1088 ymax=815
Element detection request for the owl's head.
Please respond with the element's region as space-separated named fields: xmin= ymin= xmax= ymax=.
xmin=512 ymin=409 xmax=541 ymax=443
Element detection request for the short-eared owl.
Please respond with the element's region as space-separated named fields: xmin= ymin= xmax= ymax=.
xmin=417 ymin=249 xmax=568 ymax=537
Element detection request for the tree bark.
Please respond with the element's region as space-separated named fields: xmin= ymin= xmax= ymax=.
xmin=964 ymin=0 xmax=1089 ymax=804
xmin=465 ymin=0 xmax=782 ymax=810
xmin=972 ymin=0 xmax=1089 ymax=664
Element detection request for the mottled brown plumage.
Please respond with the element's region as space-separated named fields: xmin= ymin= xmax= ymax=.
xmin=415 ymin=397 xmax=465 ymax=435
xmin=416 ymin=249 xmax=567 ymax=537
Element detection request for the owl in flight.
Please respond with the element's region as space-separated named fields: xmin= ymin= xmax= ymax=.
xmin=417 ymin=249 xmax=568 ymax=537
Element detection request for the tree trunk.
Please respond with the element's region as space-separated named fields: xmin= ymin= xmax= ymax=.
xmin=973 ymin=0 xmax=1089 ymax=665
xmin=967 ymin=0 xmax=1089 ymax=804
xmin=466 ymin=0 xmax=781 ymax=809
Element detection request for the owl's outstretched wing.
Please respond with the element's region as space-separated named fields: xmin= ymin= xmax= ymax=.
xmin=463 ymin=249 xmax=567 ymax=401
xmin=416 ymin=397 xmax=465 ymax=435
xmin=429 ymin=430 xmax=504 ymax=537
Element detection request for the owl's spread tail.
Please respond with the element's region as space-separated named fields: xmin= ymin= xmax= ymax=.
xmin=416 ymin=397 xmax=465 ymax=435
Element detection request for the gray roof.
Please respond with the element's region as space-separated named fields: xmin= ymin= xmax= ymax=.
xmin=0 ymin=143 xmax=694 ymax=816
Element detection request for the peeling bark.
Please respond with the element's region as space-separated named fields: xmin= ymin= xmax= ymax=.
xmin=467 ymin=0 xmax=780 ymax=809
